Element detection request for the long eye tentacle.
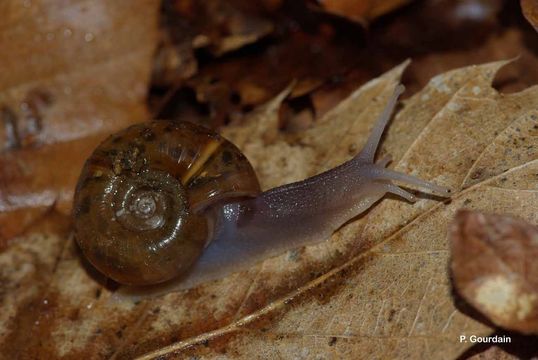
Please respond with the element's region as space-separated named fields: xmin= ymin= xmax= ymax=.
xmin=356 ymin=84 xmax=405 ymax=163
xmin=351 ymin=83 xmax=451 ymax=199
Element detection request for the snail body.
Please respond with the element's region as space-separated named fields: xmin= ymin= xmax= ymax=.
xmin=73 ymin=85 xmax=451 ymax=290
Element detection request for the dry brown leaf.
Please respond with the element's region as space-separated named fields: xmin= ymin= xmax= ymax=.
xmin=153 ymin=0 xmax=275 ymax=87
xmin=0 ymin=0 xmax=159 ymax=355
xmin=2 ymin=57 xmax=538 ymax=359
xmin=450 ymin=210 xmax=538 ymax=334
xmin=0 ymin=0 xmax=159 ymax=247
xmin=139 ymin=60 xmax=537 ymax=359
xmin=311 ymin=0 xmax=411 ymax=24
xmin=522 ymin=0 xmax=538 ymax=31
xmin=467 ymin=345 xmax=518 ymax=360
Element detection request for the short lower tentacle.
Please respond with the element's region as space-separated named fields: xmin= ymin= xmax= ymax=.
xmin=371 ymin=167 xmax=451 ymax=196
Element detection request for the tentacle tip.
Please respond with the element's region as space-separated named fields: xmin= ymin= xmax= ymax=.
xmin=395 ymin=84 xmax=405 ymax=96
xmin=436 ymin=186 xmax=453 ymax=198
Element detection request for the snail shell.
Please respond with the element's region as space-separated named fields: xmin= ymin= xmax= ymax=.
xmin=73 ymin=121 xmax=260 ymax=285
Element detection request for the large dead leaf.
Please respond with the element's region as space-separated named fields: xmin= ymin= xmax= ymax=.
xmin=450 ymin=210 xmax=538 ymax=335
xmin=0 ymin=0 xmax=159 ymax=246
xmin=2 ymin=56 xmax=538 ymax=358
xmin=142 ymin=60 xmax=536 ymax=358
xmin=0 ymin=0 xmax=160 ymax=357
xmin=522 ymin=0 xmax=538 ymax=31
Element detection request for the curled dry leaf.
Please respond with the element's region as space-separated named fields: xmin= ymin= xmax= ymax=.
xmin=450 ymin=210 xmax=538 ymax=335
xmin=311 ymin=0 xmax=411 ymax=24
xmin=175 ymin=0 xmax=273 ymax=55
xmin=153 ymin=0 xmax=275 ymax=86
xmin=195 ymin=2 xmax=273 ymax=56
xmin=1 ymin=56 xmax=538 ymax=358
xmin=183 ymin=28 xmax=359 ymax=127
xmin=521 ymin=0 xmax=538 ymax=32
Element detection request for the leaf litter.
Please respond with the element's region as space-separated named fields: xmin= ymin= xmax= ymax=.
xmin=0 ymin=6 xmax=537 ymax=357
xmin=450 ymin=210 xmax=538 ymax=335
xmin=0 ymin=0 xmax=159 ymax=247
xmin=3 ymin=56 xmax=538 ymax=358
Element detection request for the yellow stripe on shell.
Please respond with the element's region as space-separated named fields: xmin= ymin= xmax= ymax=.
xmin=181 ymin=139 xmax=222 ymax=185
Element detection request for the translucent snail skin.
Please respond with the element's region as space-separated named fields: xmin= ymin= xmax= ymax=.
xmin=73 ymin=85 xmax=451 ymax=289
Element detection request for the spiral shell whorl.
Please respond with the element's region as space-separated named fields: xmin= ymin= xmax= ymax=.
xmin=73 ymin=121 xmax=260 ymax=285
xmin=111 ymin=169 xmax=189 ymax=234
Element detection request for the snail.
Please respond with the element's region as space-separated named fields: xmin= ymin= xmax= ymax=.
xmin=73 ymin=85 xmax=451 ymax=291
